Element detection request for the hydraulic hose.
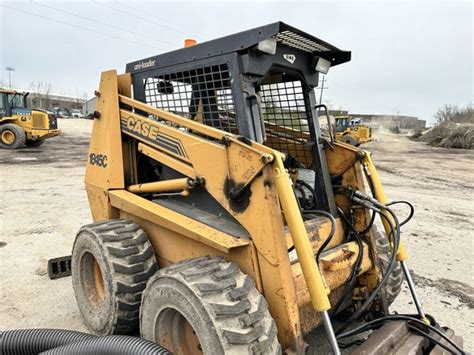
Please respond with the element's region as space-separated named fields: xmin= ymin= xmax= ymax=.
xmin=40 ymin=335 xmax=171 ymax=354
xmin=329 ymin=207 xmax=364 ymax=317
xmin=386 ymin=200 xmax=414 ymax=227
xmin=0 ymin=329 xmax=94 ymax=355
xmin=301 ymin=209 xmax=337 ymax=264
xmin=336 ymin=209 xmax=400 ymax=334
xmin=0 ymin=329 xmax=171 ymax=355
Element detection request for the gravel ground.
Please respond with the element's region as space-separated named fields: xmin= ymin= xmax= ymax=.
xmin=0 ymin=119 xmax=472 ymax=351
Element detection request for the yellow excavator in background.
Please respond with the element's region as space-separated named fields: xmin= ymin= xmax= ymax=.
xmin=0 ymin=88 xmax=60 ymax=149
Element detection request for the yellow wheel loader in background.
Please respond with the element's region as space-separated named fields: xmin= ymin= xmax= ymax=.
xmin=0 ymin=89 xmax=60 ymax=149
xmin=68 ymin=23 xmax=463 ymax=354
xmin=334 ymin=116 xmax=372 ymax=146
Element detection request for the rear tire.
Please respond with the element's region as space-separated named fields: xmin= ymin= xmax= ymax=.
xmin=373 ymin=226 xmax=404 ymax=306
xmin=25 ymin=139 xmax=45 ymax=147
xmin=140 ymin=256 xmax=281 ymax=355
xmin=71 ymin=219 xmax=158 ymax=336
xmin=0 ymin=123 xmax=26 ymax=149
xmin=342 ymin=134 xmax=358 ymax=146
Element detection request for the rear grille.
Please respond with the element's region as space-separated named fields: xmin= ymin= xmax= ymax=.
xmin=273 ymin=30 xmax=331 ymax=53
xmin=32 ymin=114 xmax=45 ymax=129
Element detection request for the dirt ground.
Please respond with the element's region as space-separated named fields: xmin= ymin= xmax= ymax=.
xmin=0 ymin=119 xmax=472 ymax=351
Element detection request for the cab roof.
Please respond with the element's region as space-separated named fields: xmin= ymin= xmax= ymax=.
xmin=127 ymin=21 xmax=351 ymax=74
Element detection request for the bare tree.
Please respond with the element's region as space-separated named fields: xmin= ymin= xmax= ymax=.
xmin=434 ymin=103 xmax=474 ymax=124
xmin=73 ymin=90 xmax=87 ymax=109
xmin=29 ymin=81 xmax=53 ymax=109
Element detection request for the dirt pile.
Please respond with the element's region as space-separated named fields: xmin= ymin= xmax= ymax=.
xmin=417 ymin=122 xmax=474 ymax=149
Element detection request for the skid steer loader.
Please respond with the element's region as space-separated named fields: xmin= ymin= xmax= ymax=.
xmin=72 ymin=22 xmax=464 ymax=354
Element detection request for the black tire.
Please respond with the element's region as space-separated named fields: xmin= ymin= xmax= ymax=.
xmin=373 ymin=226 xmax=404 ymax=306
xmin=141 ymin=256 xmax=281 ymax=355
xmin=0 ymin=123 xmax=26 ymax=149
xmin=342 ymin=134 xmax=358 ymax=146
xmin=71 ymin=219 xmax=158 ymax=336
xmin=25 ymin=139 xmax=45 ymax=147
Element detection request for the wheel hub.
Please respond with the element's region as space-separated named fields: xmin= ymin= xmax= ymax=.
xmin=1 ymin=130 xmax=15 ymax=145
xmin=157 ymin=308 xmax=202 ymax=354
xmin=80 ymin=252 xmax=106 ymax=305
xmin=92 ymin=257 xmax=105 ymax=302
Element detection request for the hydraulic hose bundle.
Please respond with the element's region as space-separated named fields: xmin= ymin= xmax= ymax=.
xmin=332 ymin=184 xmax=465 ymax=354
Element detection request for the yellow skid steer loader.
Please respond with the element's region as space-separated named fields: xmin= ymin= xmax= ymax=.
xmin=68 ymin=22 xmax=463 ymax=354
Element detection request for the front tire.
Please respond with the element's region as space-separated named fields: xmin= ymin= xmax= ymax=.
xmin=141 ymin=256 xmax=281 ymax=355
xmin=342 ymin=134 xmax=358 ymax=146
xmin=373 ymin=226 xmax=404 ymax=306
xmin=0 ymin=123 xmax=26 ymax=149
xmin=71 ymin=219 xmax=158 ymax=335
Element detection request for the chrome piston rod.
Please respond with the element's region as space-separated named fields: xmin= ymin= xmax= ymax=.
xmin=322 ymin=310 xmax=341 ymax=355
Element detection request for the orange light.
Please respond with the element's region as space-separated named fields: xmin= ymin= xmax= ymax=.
xmin=184 ymin=39 xmax=197 ymax=47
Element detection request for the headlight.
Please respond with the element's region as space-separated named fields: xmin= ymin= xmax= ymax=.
xmin=257 ymin=38 xmax=277 ymax=55
xmin=314 ymin=57 xmax=331 ymax=74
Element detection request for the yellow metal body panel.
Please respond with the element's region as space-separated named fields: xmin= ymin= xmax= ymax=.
xmin=85 ymin=71 xmax=129 ymax=220
xmin=109 ymin=190 xmax=249 ymax=253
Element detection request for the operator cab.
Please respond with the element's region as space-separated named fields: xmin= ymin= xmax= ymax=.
xmin=126 ymin=22 xmax=351 ymax=214
xmin=0 ymin=90 xmax=29 ymax=117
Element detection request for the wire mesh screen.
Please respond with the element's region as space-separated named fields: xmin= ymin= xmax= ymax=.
xmin=258 ymin=80 xmax=314 ymax=167
xmin=143 ymin=64 xmax=236 ymax=133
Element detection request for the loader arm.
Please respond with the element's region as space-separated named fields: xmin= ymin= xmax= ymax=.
xmin=118 ymin=93 xmax=333 ymax=313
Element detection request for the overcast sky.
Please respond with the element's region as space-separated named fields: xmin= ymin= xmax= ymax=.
xmin=1 ymin=0 xmax=472 ymax=124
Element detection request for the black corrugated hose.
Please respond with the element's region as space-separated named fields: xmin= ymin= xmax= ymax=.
xmin=0 ymin=329 xmax=171 ymax=355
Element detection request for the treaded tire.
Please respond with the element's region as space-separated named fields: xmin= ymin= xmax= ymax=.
xmin=25 ymin=139 xmax=45 ymax=147
xmin=373 ymin=226 xmax=404 ymax=305
xmin=72 ymin=219 xmax=158 ymax=336
xmin=0 ymin=123 xmax=26 ymax=149
xmin=342 ymin=134 xmax=358 ymax=146
xmin=140 ymin=256 xmax=281 ymax=355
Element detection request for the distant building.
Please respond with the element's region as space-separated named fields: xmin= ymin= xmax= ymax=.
xmin=318 ymin=110 xmax=426 ymax=130
xmin=27 ymin=92 xmax=85 ymax=112
xmin=350 ymin=114 xmax=426 ymax=130
xmin=82 ymin=97 xmax=97 ymax=116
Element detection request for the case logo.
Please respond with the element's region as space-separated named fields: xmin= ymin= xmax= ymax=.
xmin=283 ymin=54 xmax=296 ymax=64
